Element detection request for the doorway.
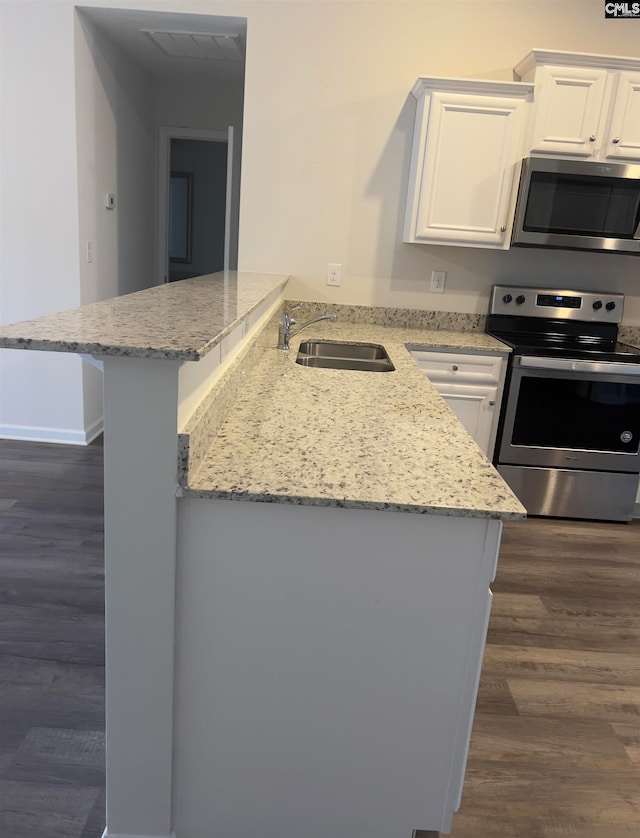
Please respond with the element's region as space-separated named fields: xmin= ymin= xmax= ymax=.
xmin=157 ymin=126 xmax=234 ymax=283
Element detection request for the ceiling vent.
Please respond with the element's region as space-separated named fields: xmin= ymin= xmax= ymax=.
xmin=142 ymin=29 xmax=244 ymax=61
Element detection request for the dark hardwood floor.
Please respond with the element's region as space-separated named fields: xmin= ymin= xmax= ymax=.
xmin=0 ymin=439 xmax=105 ymax=838
xmin=1 ymin=438 xmax=639 ymax=837
xmin=436 ymin=515 xmax=640 ymax=837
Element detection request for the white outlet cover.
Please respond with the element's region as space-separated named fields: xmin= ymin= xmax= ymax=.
xmin=327 ymin=263 xmax=342 ymax=286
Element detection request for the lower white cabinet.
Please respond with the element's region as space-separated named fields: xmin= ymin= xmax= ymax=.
xmin=410 ymin=348 xmax=507 ymax=457
xmin=440 ymin=385 xmax=499 ymax=455
xmin=174 ymin=498 xmax=504 ymax=836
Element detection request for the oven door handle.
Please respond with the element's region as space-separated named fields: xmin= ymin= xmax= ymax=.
xmin=517 ymin=356 xmax=640 ymax=376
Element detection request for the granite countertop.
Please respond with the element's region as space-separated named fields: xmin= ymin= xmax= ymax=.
xmin=184 ymin=321 xmax=526 ymax=520
xmin=0 ymin=272 xmax=288 ymax=360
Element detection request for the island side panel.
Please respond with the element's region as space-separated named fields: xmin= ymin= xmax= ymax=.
xmin=445 ymin=517 xmax=501 ymax=818
xmin=102 ymin=356 xmax=181 ymax=838
xmin=173 ymin=498 xmax=501 ymax=838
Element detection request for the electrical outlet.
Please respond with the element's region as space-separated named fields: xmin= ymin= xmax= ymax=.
xmin=327 ymin=263 xmax=342 ymax=286
xmin=86 ymin=241 xmax=94 ymax=264
xmin=430 ymin=270 xmax=446 ymax=293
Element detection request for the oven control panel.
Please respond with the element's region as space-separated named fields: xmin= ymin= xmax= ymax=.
xmin=489 ymin=286 xmax=624 ymax=323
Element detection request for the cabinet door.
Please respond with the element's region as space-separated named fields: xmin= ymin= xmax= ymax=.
xmin=604 ymin=72 xmax=640 ymax=162
xmin=439 ymin=385 xmax=499 ymax=457
xmin=408 ymin=91 xmax=529 ymax=248
xmin=410 ymin=350 xmax=506 ymax=456
xmin=528 ymin=65 xmax=608 ymax=157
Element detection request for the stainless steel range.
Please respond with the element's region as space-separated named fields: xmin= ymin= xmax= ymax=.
xmin=486 ymin=285 xmax=640 ymax=522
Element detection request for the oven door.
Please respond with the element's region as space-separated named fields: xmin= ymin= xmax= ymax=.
xmin=498 ymin=355 xmax=640 ymax=472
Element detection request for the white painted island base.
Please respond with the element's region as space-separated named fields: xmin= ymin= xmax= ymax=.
xmin=173 ymin=498 xmax=501 ymax=837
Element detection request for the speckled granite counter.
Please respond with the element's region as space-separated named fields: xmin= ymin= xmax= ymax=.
xmin=0 ymin=274 xmax=523 ymax=519
xmin=184 ymin=320 xmax=525 ymax=520
xmin=0 ymin=271 xmax=288 ymax=360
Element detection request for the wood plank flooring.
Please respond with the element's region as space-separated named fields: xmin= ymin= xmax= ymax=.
xmin=425 ymin=515 xmax=640 ymax=838
xmin=0 ymin=439 xmax=105 ymax=838
xmin=1 ymin=438 xmax=639 ymax=837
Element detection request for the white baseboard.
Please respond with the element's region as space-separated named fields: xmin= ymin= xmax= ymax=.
xmin=85 ymin=416 xmax=104 ymax=443
xmin=0 ymin=417 xmax=103 ymax=446
xmin=101 ymin=831 xmax=176 ymax=838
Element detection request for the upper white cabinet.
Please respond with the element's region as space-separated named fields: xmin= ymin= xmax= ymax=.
xmin=404 ymin=78 xmax=533 ymax=249
xmin=607 ymin=72 xmax=640 ymax=161
xmin=515 ymin=50 xmax=640 ymax=162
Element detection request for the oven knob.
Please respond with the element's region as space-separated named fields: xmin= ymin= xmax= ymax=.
xmin=593 ymin=300 xmax=603 ymax=310
xmin=502 ymin=294 xmax=513 ymax=304
xmin=606 ymin=301 xmax=616 ymax=311
xmin=515 ymin=294 xmax=526 ymax=305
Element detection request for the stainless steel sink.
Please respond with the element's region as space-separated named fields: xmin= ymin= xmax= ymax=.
xmin=296 ymin=340 xmax=395 ymax=372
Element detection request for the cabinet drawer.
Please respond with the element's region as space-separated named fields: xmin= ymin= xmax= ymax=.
xmin=410 ymin=350 xmax=503 ymax=385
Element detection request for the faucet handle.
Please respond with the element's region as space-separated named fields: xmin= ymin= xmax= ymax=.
xmin=283 ymin=303 xmax=302 ymax=327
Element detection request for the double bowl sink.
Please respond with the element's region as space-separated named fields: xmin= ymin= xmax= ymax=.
xmin=296 ymin=340 xmax=395 ymax=372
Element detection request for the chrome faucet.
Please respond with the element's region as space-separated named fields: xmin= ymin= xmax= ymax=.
xmin=277 ymin=306 xmax=338 ymax=350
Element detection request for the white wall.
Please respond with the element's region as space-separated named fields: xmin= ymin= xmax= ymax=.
xmin=2 ymin=0 xmax=640 ymax=442
xmin=75 ymin=10 xmax=156 ymax=303
xmin=74 ymin=10 xmax=157 ymax=439
xmin=232 ymin=0 xmax=640 ymax=319
xmin=0 ymin=2 xmax=161 ymax=444
xmin=0 ymin=1 xmax=86 ymax=444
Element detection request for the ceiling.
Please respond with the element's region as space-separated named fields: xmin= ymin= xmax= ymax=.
xmin=77 ymin=6 xmax=247 ymax=84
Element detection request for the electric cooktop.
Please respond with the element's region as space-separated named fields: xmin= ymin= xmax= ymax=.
xmin=486 ymin=285 xmax=640 ymax=364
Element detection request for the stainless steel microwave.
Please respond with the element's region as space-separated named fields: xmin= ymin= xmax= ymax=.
xmin=511 ymin=157 xmax=640 ymax=255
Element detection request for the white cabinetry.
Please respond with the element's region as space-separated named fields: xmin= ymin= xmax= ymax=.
xmin=410 ymin=349 xmax=506 ymax=457
xmin=607 ymin=72 xmax=640 ymax=161
xmin=175 ymin=498 xmax=504 ymax=836
xmin=515 ymin=50 xmax=640 ymax=162
xmin=404 ymin=78 xmax=533 ymax=249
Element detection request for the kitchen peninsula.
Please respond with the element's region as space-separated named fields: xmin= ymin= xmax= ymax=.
xmin=0 ymin=272 xmax=525 ymax=838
